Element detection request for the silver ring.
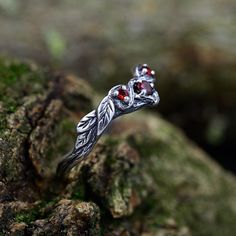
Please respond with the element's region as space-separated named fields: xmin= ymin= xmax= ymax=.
xmin=57 ymin=64 xmax=160 ymax=176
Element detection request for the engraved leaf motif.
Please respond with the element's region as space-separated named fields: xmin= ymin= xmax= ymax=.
xmin=58 ymin=110 xmax=98 ymax=176
xmin=97 ymin=96 xmax=115 ymax=136
xmin=77 ymin=110 xmax=96 ymax=133
xmin=75 ymin=110 xmax=97 ymax=150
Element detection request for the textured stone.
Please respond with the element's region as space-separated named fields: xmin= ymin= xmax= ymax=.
xmin=27 ymin=200 xmax=100 ymax=236
xmin=0 ymin=58 xmax=236 ymax=235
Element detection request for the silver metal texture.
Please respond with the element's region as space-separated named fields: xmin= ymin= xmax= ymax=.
xmin=57 ymin=64 xmax=160 ymax=176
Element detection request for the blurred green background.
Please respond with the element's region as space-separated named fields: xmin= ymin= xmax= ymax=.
xmin=0 ymin=0 xmax=235 ymax=173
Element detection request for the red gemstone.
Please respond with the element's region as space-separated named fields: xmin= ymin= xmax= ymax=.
xmin=141 ymin=65 xmax=154 ymax=76
xmin=117 ymin=88 xmax=129 ymax=100
xmin=134 ymin=81 xmax=153 ymax=95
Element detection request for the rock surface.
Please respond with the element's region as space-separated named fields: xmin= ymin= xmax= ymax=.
xmin=0 ymin=58 xmax=236 ymax=235
xmin=1 ymin=0 xmax=236 ymax=175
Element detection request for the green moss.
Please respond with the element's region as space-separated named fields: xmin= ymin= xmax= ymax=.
xmin=107 ymin=175 xmax=132 ymax=217
xmin=71 ymin=187 xmax=85 ymax=200
xmin=133 ymin=193 xmax=171 ymax=228
xmin=0 ymin=96 xmax=17 ymax=113
xmin=0 ymin=59 xmax=31 ymax=86
xmin=15 ymin=207 xmax=41 ymax=224
xmin=15 ymin=212 xmax=36 ymax=224
xmin=186 ymin=155 xmax=212 ymax=175
xmin=15 ymin=200 xmax=58 ymax=224
xmin=121 ymin=116 xmax=236 ymax=236
xmin=128 ymin=134 xmax=176 ymax=159
xmin=71 ymin=179 xmax=86 ymax=200
xmin=0 ymin=57 xmax=48 ymax=115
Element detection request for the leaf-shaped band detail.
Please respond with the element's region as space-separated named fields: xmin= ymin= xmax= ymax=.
xmin=77 ymin=110 xmax=96 ymax=133
xmin=75 ymin=110 xmax=97 ymax=150
xmin=97 ymin=96 xmax=115 ymax=136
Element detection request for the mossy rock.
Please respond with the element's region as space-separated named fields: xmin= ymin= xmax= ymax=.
xmin=0 ymin=58 xmax=236 ymax=235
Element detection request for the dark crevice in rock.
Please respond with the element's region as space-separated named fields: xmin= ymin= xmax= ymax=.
xmin=23 ymin=76 xmax=63 ymax=180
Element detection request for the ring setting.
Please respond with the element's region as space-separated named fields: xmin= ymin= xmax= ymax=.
xmin=57 ymin=64 xmax=160 ymax=176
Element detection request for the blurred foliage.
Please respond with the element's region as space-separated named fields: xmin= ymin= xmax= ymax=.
xmin=44 ymin=30 xmax=66 ymax=62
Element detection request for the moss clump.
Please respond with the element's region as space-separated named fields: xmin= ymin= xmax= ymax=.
xmin=123 ymin=115 xmax=236 ymax=236
xmin=107 ymin=175 xmax=133 ymax=218
xmin=15 ymin=206 xmax=42 ymax=224
xmin=0 ymin=57 xmax=50 ymax=141
xmin=15 ymin=200 xmax=58 ymax=225
xmin=0 ymin=60 xmax=31 ymax=86
xmin=0 ymin=58 xmax=48 ymax=114
xmin=15 ymin=211 xmax=38 ymax=224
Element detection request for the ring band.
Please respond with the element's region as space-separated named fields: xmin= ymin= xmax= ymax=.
xmin=57 ymin=64 xmax=160 ymax=176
